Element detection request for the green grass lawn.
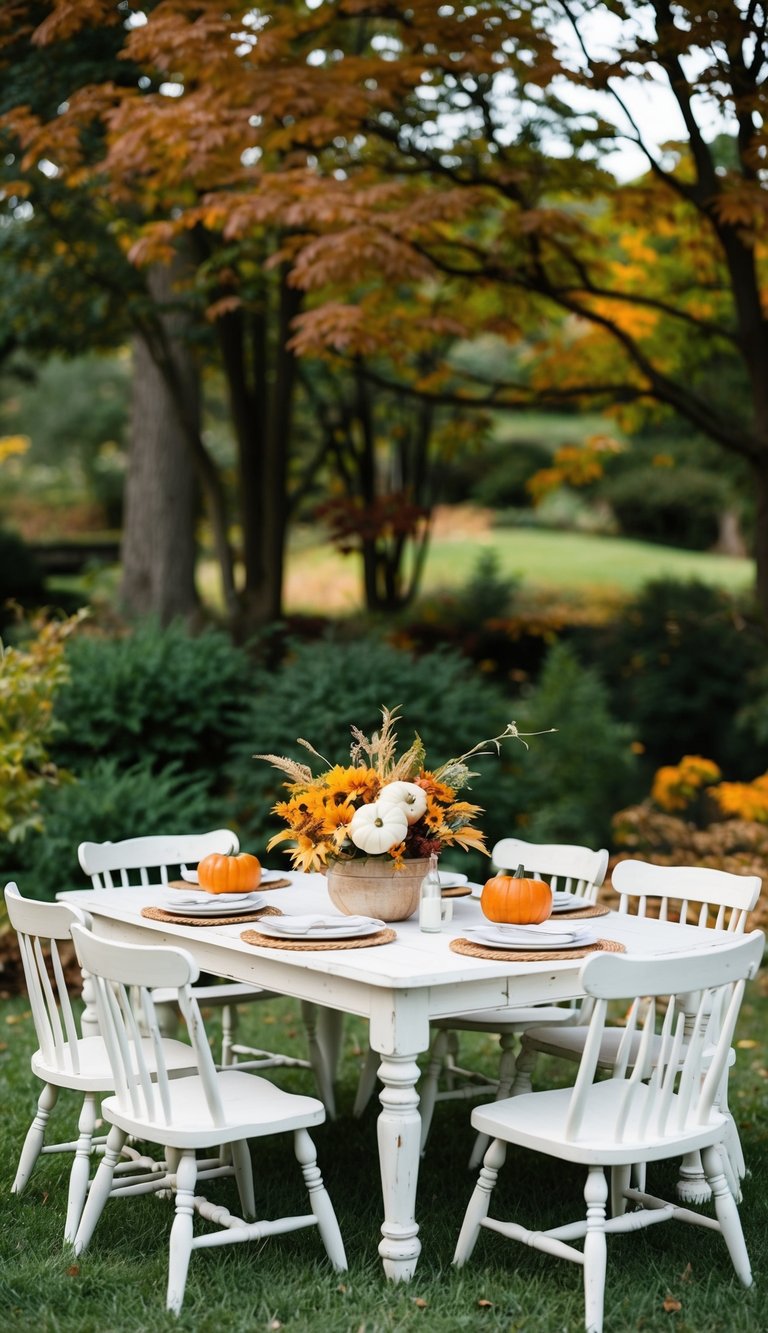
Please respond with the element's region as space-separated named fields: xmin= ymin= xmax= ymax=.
xmin=281 ymin=522 xmax=754 ymax=614
xmin=50 ymin=511 xmax=754 ymax=619
xmin=1 ymin=984 xmax=767 ymax=1333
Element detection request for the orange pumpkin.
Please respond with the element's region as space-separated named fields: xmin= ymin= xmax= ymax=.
xmin=480 ymin=863 xmax=552 ymax=924
xmin=197 ymin=852 xmax=261 ymax=895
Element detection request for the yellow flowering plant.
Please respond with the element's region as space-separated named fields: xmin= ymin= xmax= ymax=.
xmin=256 ymin=707 xmax=550 ymax=873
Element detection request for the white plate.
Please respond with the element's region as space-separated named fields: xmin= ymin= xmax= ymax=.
xmin=254 ymin=915 xmax=384 ymax=941
xmin=162 ymin=893 xmax=267 ymax=917
xmin=437 ymin=872 xmax=468 ymax=889
xmin=551 ymin=892 xmax=584 ymax=912
xmin=466 ymin=924 xmax=596 ymax=950
xmin=180 ymin=868 xmax=285 ymax=886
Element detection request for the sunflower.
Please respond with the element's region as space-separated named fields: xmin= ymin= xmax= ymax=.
xmin=257 ymin=709 xmax=546 ymax=872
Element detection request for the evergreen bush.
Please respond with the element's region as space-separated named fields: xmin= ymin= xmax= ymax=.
xmin=593 ymin=579 xmax=765 ymax=774
xmin=51 ymin=620 xmax=255 ymax=783
xmin=470 ymin=441 xmax=552 ymax=508
xmin=0 ymin=528 xmax=45 ymax=624
xmin=13 ymin=759 xmax=219 ymax=900
xmin=602 ymin=464 xmax=726 ymax=550
xmin=495 ymin=642 xmax=641 ymax=848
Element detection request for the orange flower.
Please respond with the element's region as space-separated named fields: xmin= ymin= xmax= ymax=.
xmin=257 ymin=708 xmax=538 ymax=872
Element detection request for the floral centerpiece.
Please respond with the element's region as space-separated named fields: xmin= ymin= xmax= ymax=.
xmin=256 ymin=707 xmax=548 ymax=919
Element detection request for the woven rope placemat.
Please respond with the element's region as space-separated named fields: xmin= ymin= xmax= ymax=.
xmin=141 ymin=905 xmax=283 ymax=927
xmin=450 ymin=936 xmax=625 ymax=963
xmin=442 ymin=886 xmax=472 ymax=899
xmin=240 ymin=927 xmax=397 ymax=951
xmin=551 ymin=904 xmax=610 ymax=920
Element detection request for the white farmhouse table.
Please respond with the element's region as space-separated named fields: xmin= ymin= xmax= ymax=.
xmin=59 ymin=874 xmax=731 ymax=1282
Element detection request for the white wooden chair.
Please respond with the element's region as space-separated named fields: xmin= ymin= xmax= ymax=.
xmin=77 ymin=831 xmax=315 ymax=1083
xmin=514 ymin=860 xmax=761 ymax=1200
xmin=416 ymin=839 xmax=609 ymax=1165
xmin=454 ymin=930 xmax=764 ymax=1333
xmin=5 ymin=883 xmax=196 ymax=1243
xmin=69 ymin=922 xmax=347 ymax=1314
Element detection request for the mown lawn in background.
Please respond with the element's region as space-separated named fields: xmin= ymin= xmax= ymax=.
xmin=50 ymin=513 xmax=754 ymax=619
xmin=281 ymin=523 xmax=754 ymax=615
xmin=1 ymin=977 xmax=766 ymax=1333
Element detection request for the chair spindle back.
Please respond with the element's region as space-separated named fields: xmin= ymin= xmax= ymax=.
xmin=562 ymin=931 xmax=764 ymax=1145
xmin=4 ymin=884 xmax=86 ymax=1071
xmin=70 ymin=925 xmax=227 ymax=1128
xmin=492 ymin=838 xmax=609 ymax=904
xmin=78 ymin=830 xmax=239 ymax=890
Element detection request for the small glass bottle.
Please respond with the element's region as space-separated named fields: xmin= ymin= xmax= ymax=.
xmin=419 ymin=853 xmax=442 ymax=932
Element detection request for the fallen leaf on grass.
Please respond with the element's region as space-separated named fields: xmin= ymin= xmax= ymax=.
xmin=662 ymin=1295 xmax=682 ymax=1313
xmin=478 ymin=1298 xmax=494 ymax=1309
xmin=412 ymin=1297 xmax=427 ymax=1309
xmin=736 ymin=1039 xmax=758 ymax=1049
xmin=66 ymin=1266 xmax=80 ymax=1278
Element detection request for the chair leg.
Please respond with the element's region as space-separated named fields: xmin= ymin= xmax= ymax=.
xmin=702 ymin=1144 xmax=753 ymax=1287
xmin=316 ymin=1007 xmax=344 ymax=1087
xmin=419 ymin=1030 xmax=450 ymax=1155
xmin=510 ymin=1042 xmax=537 ymax=1096
xmin=718 ymin=1118 xmax=744 ymax=1200
xmin=74 ymin=1125 xmax=128 ymax=1254
xmin=12 ymin=1082 xmax=59 ymax=1195
xmin=676 ymin=1150 xmax=711 ymax=1204
xmin=716 ymin=1068 xmax=746 ymax=1181
xmin=64 ymin=1092 xmax=98 ymax=1244
xmin=294 ymin=1128 xmax=347 ymax=1270
xmin=230 ymin=1138 xmax=256 ymax=1219
xmin=609 ymin=1164 xmax=631 ymax=1218
xmin=468 ymin=1033 xmax=517 ymax=1171
xmin=453 ymin=1137 xmax=507 ymax=1266
xmin=167 ymin=1150 xmax=198 ymax=1315
xmin=583 ymin=1166 xmax=608 ymax=1333
xmin=301 ymin=1001 xmax=335 ymax=1119
xmin=352 ymin=1045 xmax=380 ymax=1119
xmin=220 ymin=1004 xmax=236 ymax=1068
xmin=443 ymin=1031 xmax=461 ymax=1091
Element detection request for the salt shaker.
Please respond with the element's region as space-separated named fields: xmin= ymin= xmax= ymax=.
xmin=419 ymin=853 xmax=442 ymax=932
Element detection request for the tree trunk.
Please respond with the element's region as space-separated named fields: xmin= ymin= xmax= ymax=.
xmin=220 ymin=271 xmax=302 ymax=633
xmin=751 ymin=455 xmax=768 ymax=620
xmin=120 ymin=261 xmax=199 ymax=624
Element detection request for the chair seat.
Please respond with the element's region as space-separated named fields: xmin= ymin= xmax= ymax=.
xmin=31 ymin=1036 xmax=196 ymax=1092
xmin=523 ymin=1024 xmax=734 ymax=1072
xmin=100 ymin=1069 xmax=327 ymax=1148
xmin=432 ymin=1006 xmax=582 ymax=1033
xmin=471 ymin=1080 xmax=728 ymax=1167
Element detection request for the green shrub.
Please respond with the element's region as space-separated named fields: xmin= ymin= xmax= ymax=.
xmin=0 ymin=610 xmax=82 ymax=844
xmin=0 ymin=528 xmax=45 ymax=623
xmin=602 ymin=465 xmax=726 ymax=550
xmin=441 ymin=550 xmax=521 ymax=626
xmin=470 ymin=441 xmax=552 ymax=508
xmin=12 ymin=759 xmax=220 ymax=899
xmin=593 ymin=579 xmax=765 ymax=774
xmin=494 ymin=642 xmax=641 ymax=848
xmin=51 ymin=620 xmax=254 ymax=782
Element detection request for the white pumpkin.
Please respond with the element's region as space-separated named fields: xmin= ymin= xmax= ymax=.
xmin=348 ymin=801 xmax=408 ymax=855
xmin=378 ymin=780 xmax=428 ymax=825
